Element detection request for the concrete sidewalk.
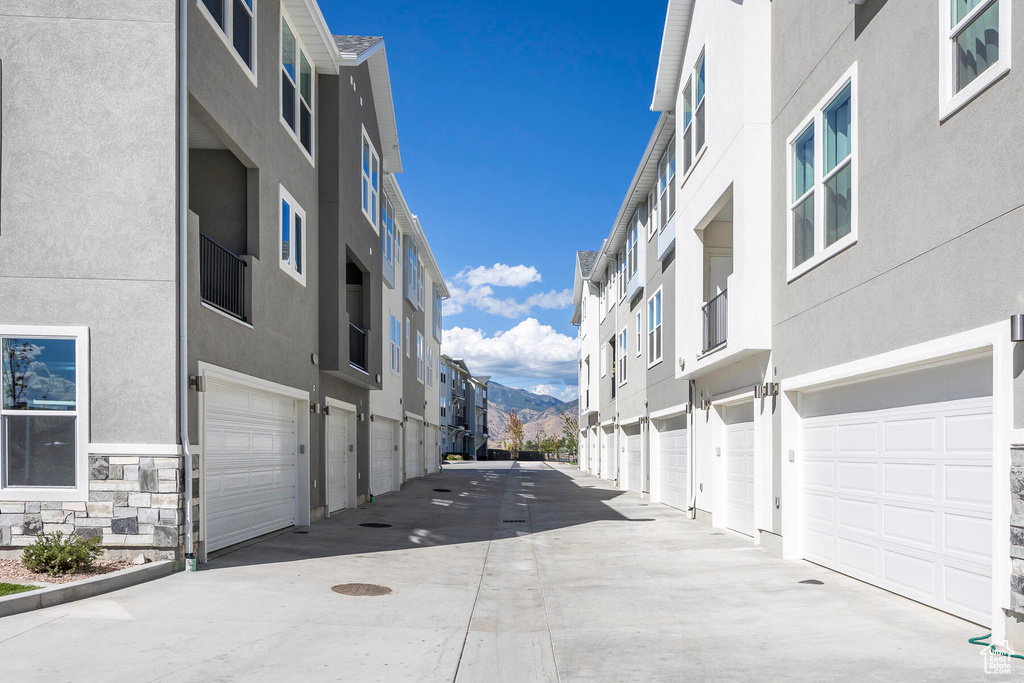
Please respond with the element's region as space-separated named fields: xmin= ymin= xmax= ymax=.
xmin=0 ymin=462 xmax=1010 ymax=681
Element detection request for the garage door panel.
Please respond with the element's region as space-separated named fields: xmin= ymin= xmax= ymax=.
xmin=838 ymin=536 xmax=879 ymax=576
xmin=803 ymin=425 xmax=834 ymax=453
xmin=883 ymin=549 xmax=936 ymax=595
xmin=944 ymin=513 xmax=991 ymax=560
xmin=656 ymin=422 xmax=687 ymax=511
xmin=884 ymin=418 xmax=935 ymax=453
xmin=838 ymin=498 xmax=878 ymax=534
xmin=945 ymin=412 xmax=993 ymax=452
xmin=945 ymin=566 xmax=991 ymax=619
xmin=804 ymin=460 xmax=834 ymax=489
xmin=626 ymin=433 xmax=642 ymax=493
xmin=372 ymin=420 xmax=396 ymax=495
xmin=882 ymin=504 xmax=934 ymax=546
xmin=804 ymin=528 xmax=836 ymax=564
xmin=883 ymin=463 xmax=934 ymax=499
xmin=837 ymin=461 xmax=877 ymax=494
xmin=726 ymin=415 xmax=755 ymax=537
xmin=944 ymin=465 xmax=991 ymax=506
xmin=804 ymin=492 xmax=835 ymax=524
xmin=838 ymin=422 xmax=878 ymax=452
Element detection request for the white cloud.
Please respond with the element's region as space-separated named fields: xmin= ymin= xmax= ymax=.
xmin=443 ymin=319 xmax=577 ymax=378
xmin=443 ymin=285 xmax=572 ymax=319
xmin=455 ymin=264 xmax=541 ymax=288
xmin=528 ymin=383 xmax=579 ymax=402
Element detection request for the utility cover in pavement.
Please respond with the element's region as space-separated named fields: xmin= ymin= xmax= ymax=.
xmin=799 ymin=579 xmax=824 ymax=585
xmin=332 ymin=583 xmax=392 ymax=596
xmin=359 ymin=523 xmax=392 ymax=528
xmin=433 ymin=488 xmax=452 ymax=492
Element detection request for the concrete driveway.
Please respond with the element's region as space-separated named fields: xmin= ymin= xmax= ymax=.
xmin=0 ymin=462 xmax=1010 ymax=682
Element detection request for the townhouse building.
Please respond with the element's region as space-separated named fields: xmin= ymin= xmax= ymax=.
xmin=575 ymin=0 xmax=1024 ymax=643
xmin=0 ymin=0 xmax=446 ymax=566
xmin=440 ymin=356 xmax=488 ymax=459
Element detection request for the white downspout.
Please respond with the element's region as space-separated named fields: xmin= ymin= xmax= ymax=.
xmin=178 ymin=0 xmax=195 ymax=569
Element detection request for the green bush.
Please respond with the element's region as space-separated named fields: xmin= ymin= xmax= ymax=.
xmin=22 ymin=531 xmax=101 ymax=577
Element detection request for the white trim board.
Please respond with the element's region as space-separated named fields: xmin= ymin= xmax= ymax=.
xmin=649 ymin=402 xmax=690 ymax=420
xmin=89 ymin=444 xmax=183 ymax=456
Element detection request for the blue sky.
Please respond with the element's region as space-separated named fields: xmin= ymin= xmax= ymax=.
xmin=321 ymin=1 xmax=666 ymax=400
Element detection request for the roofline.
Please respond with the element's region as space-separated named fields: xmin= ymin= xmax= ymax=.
xmin=364 ymin=45 xmax=403 ymax=173
xmin=384 ymin=174 xmax=449 ymax=298
xmin=283 ymin=0 xmax=344 ymax=74
xmin=651 ymin=0 xmax=695 ymax=111
xmin=592 ymin=112 xmax=675 ymax=279
xmin=336 ymin=38 xmax=384 ymax=65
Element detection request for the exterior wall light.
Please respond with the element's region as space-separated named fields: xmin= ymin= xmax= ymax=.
xmin=1012 ymin=314 xmax=1024 ymax=343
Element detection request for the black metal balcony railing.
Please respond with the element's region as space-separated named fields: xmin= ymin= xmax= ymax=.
xmin=702 ymin=289 xmax=728 ymax=354
xmin=200 ymin=233 xmax=247 ymax=322
xmin=349 ymin=323 xmax=367 ymax=372
xmin=585 ymin=389 xmax=590 ymax=409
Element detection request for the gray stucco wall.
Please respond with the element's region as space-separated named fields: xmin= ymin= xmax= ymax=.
xmin=0 ymin=3 xmax=179 ymax=446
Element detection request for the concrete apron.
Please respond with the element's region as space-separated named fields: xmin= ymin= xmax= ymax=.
xmin=455 ymin=463 xmax=558 ymax=682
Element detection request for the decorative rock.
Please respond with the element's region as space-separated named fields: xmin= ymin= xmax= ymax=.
xmin=77 ymin=527 xmax=103 ymax=541
xmin=154 ymin=525 xmax=178 ymax=547
xmin=139 ymin=468 xmax=160 ymax=493
xmin=109 ymin=464 xmax=124 ymax=480
xmin=22 ymin=514 xmax=43 ymax=535
xmin=62 ymin=501 xmax=87 ymax=512
xmin=138 ymin=508 xmax=159 ymax=524
xmin=123 ymin=465 xmax=139 ymax=481
xmin=111 ymin=517 xmax=138 ymax=535
xmin=87 ymin=502 xmax=114 ymax=517
xmin=43 ymin=523 xmax=75 ymax=534
xmin=133 ymin=554 xmax=148 ymax=565
xmin=113 ymin=492 xmax=129 ymax=507
xmin=0 ymin=502 xmax=26 ymax=514
xmin=113 ymin=507 xmax=138 ymax=519
xmin=151 ymin=494 xmax=179 ymax=509
xmin=25 ymin=502 xmax=40 ymax=514
xmin=89 ymin=456 xmax=109 ymax=481
xmin=41 ymin=509 xmax=71 ymax=524
xmin=0 ymin=513 xmax=25 ymax=527
xmin=40 ymin=501 xmax=62 ymax=510
xmin=128 ymin=492 xmax=152 ymax=508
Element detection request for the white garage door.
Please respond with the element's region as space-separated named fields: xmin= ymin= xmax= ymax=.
xmin=657 ymin=416 xmax=688 ymax=512
xmin=626 ymin=431 xmax=642 ymax=494
xmin=405 ymin=420 xmax=424 ymax=480
xmin=371 ymin=418 xmax=396 ymax=496
xmin=603 ymin=429 xmax=616 ymax=482
xmin=578 ymin=433 xmax=588 ymax=471
xmin=327 ymin=407 xmax=351 ymax=514
xmin=425 ymin=425 xmax=438 ymax=474
xmin=589 ymin=430 xmax=598 ymax=475
xmin=204 ymin=378 xmax=298 ymax=552
xmin=800 ymin=356 xmax=993 ymax=625
xmin=725 ymin=403 xmax=755 ymax=537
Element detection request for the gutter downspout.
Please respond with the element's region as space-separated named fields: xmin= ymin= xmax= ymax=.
xmin=178 ymin=0 xmax=195 ymax=568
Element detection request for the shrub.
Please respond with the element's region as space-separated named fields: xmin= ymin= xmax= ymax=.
xmin=22 ymin=531 xmax=102 ymax=577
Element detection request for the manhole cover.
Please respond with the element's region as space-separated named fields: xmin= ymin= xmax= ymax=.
xmin=293 ymin=531 xmax=309 ymax=534
xmin=799 ymin=579 xmax=824 ymax=585
xmin=434 ymin=488 xmax=452 ymax=493
xmin=359 ymin=523 xmax=392 ymax=528
xmin=503 ymin=520 xmax=526 ymax=523
xmin=332 ymin=583 xmax=392 ymax=596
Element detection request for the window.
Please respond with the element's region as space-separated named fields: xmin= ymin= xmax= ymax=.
xmin=280 ymin=14 xmax=313 ymax=157
xmin=635 ymin=312 xmax=641 ymax=358
xmin=617 ymin=328 xmax=628 ymax=386
xmin=279 ymin=185 xmax=306 ymax=285
xmin=390 ymin=314 xmax=401 ymax=374
xmin=658 ymin=137 xmax=676 ymax=230
xmin=941 ymin=0 xmax=1010 ymax=118
xmin=1 ymin=329 xmax=88 ymax=498
xmin=600 ymin=339 xmax=607 ymax=376
xmin=433 ymin=289 xmax=443 ymax=341
xmin=382 ymin=194 xmax=396 ymax=266
xmin=361 ymin=129 xmax=380 ymax=230
xmin=626 ymin=221 xmax=639 ymax=279
xmin=646 ymin=189 xmax=657 ymax=240
xmin=441 ymin=397 xmax=447 ymax=418
xmin=648 ymin=289 xmax=663 ymax=366
xmin=406 ymin=241 xmax=422 ymax=306
xmin=427 ymin=347 xmax=434 ymax=387
xmin=417 ymin=334 xmax=424 ymax=383
xmin=681 ymin=51 xmax=706 ymax=176
xmin=405 ymin=318 xmax=411 ymax=358
xmin=617 ymin=251 xmax=626 ymax=300
xmin=417 ymin=262 xmax=425 ymax=310
xmin=786 ymin=66 xmax=857 ymax=280
xmin=198 ymin=0 xmax=256 ymax=78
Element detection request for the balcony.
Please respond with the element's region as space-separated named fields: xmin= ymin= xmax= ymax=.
xmin=349 ymin=323 xmax=367 ymax=372
xmin=200 ymin=233 xmax=248 ymax=322
xmin=702 ymin=289 xmax=727 ymax=354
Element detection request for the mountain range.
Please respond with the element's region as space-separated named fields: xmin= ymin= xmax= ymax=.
xmin=487 ymin=382 xmax=578 ymax=444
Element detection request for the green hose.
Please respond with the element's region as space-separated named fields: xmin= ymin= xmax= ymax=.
xmin=969 ymin=633 xmax=1024 ymax=661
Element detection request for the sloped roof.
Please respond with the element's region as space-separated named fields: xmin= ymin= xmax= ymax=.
xmin=333 ymin=35 xmax=384 ymax=59
xmin=577 ymin=251 xmax=599 ymax=278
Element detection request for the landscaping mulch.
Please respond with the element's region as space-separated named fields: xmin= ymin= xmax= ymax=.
xmin=0 ymin=558 xmax=134 ymax=586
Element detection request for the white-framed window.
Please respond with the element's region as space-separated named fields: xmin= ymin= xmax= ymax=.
xmin=433 ymin=289 xmax=443 ymax=341
xmin=197 ymin=0 xmax=256 ymax=81
xmin=658 ymin=136 xmax=676 ymax=231
xmin=635 ymin=312 xmax=641 ymax=358
xmin=440 ymin=396 xmax=447 ymax=418
xmin=681 ymin=50 xmax=706 ymax=177
xmin=617 ymin=328 xmax=628 ymax=386
xmin=417 ymin=262 xmax=425 ymax=309
xmin=1 ymin=327 xmax=89 ymax=501
xmin=626 ymin=221 xmax=639 ymax=280
xmin=280 ymin=11 xmax=314 ymax=159
xmin=389 ymin=314 xmax=401 ymax=375
xmin=361 ymin=128 xmax=380 ymax=231
xmin=617 ymin=251 xmax=626 ymax=301
xmin=279 ymin=185 xmax=306 ymax=285
xmin=786 ymin=65 xmax=857 ymax=281
xmin=600 ymin=339 xmax=607 ymax=377
xmin=940 ymin=0 xmax=1010 ymax=120
xmin=405 ymin=317 xmax=411 ymax=358
xmin=426 ymin=347 xmax=434 ymax=387
xmin=382 ymin=193 xmax=397 ymax=266
xmin=416 ymin=333 xmax=424 ymax=383
xmin=647 ymin=288 xmax=663 ymax=366
xmin=646 ymin=189 xmax=657 ymax=240
xmin=407 ymin=241 xmax=422 ymax=305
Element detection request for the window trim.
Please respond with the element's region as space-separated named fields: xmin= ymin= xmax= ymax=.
xmin=0 ymin=325 xmax=90 ymax=502
xmin=785 ymin=63 xmax=859 ymax=282
xmin=635 ymin=312 xmax=641 ymax=358
xmin=196 ymin=0 xmax=258 ymax=86
xmin=360 ymin=126 xmax=381 ymax=232
xmin=939 ymin=0 xmax=1011 ymax=121
xmin=647 ymin=287 xmax=663 ymax=368
xmin=278 ymin=185 xmax=307 ymax=286
xmin=617 ymin=328 xmax=628 ymax=386
xmin=680 ymin=48 xmax=707 ymax=184
xmin=382 ymin=193 xmax=396 ymax=266
xmin=279 ymin=7 xmax=315 ymax=164
xmin=405 ymin=317 xmax=411 ymax=358
xmin=416 ymin=332 xmax=425 ymax=384
xmin=390 ymin=314 xmax=402 ymax=376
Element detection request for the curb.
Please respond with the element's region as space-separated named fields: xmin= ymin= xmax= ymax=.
xmin=0 ymin=560 xmax=174 ymax=618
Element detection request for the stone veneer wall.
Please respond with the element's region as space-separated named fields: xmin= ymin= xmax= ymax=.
xmin=0 ymin=454 xmax=184 ymax=562
xmin=1012 ymin=446 xmax=1024 ymax=612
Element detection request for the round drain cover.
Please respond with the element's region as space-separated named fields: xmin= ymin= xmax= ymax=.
xmin=359 ymin=522 xmax=392 ymax=528
xmin=332 ymin=583 xmax=392 ymax=596
xmin=433 ymin=488 xmax=452 ymax=493
xmin=799 ymin=579 xmax=824 ymax=585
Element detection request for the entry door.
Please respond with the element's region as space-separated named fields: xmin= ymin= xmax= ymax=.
xmin=327 ymin=407 xmax=351 ymax=514
xmin=657 ymin=416 xmax=688 ymax=511
xmin=725 ymin=403 xmax=755 ymax=537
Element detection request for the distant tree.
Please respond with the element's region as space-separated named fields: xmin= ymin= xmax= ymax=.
xmin=504 ymin=410 xmax=525 ymax=460
xmin=560 ymin=411 xmax=579 ymax=458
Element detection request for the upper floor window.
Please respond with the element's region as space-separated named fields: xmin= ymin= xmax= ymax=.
xmin=390 ymin=314 xmax=401 ymax=374
xmin=361 ymin=129 xmax=380 ymax=230
xmin=416 ymin=333 xmax=425 ymax=383
xmin=617 ymin=252 xmax=626 ymax=300
xmin=426 ymin=347 xmax=434 ymax=387
xmin=417 ymin=262 xmax=425 ymax=309
xmin=941 ymin=0 xmax=1010 ymax=119
xmin=405 ymin=317 xmax=411 ymax=358
xmin=280 ymin=14 xmax=313 ymax=158
xmin=279 ymin=185 xmax=306 ymax=285
xmin=433 ymin=289 xmax=443 ymax=342
xmin=617 ymin=328 xmax=628 ymax=386
xmin=658 ymin=137 xmax=676 ymax=230
xmin=626 ymin=222 xmax=639 ymax=280
xmin=787 ymin=66 xmax=857 ymax=281
xmin=198 ymin=0 xmax=256 ymax=79
xmin=647 ymin=289 xmax=662 ymax=366
xmin=681 ymin=52 xmax=706 ymax=176
xmin=635 ymin=312 xmax=641 ymax=358
xmin=1 ymin=329 xmax=88 ymax=499
xmin=646 ymin=189 xmax=657 ymax=240
xmin=382 ymin=194 xmax=396 ymax=265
